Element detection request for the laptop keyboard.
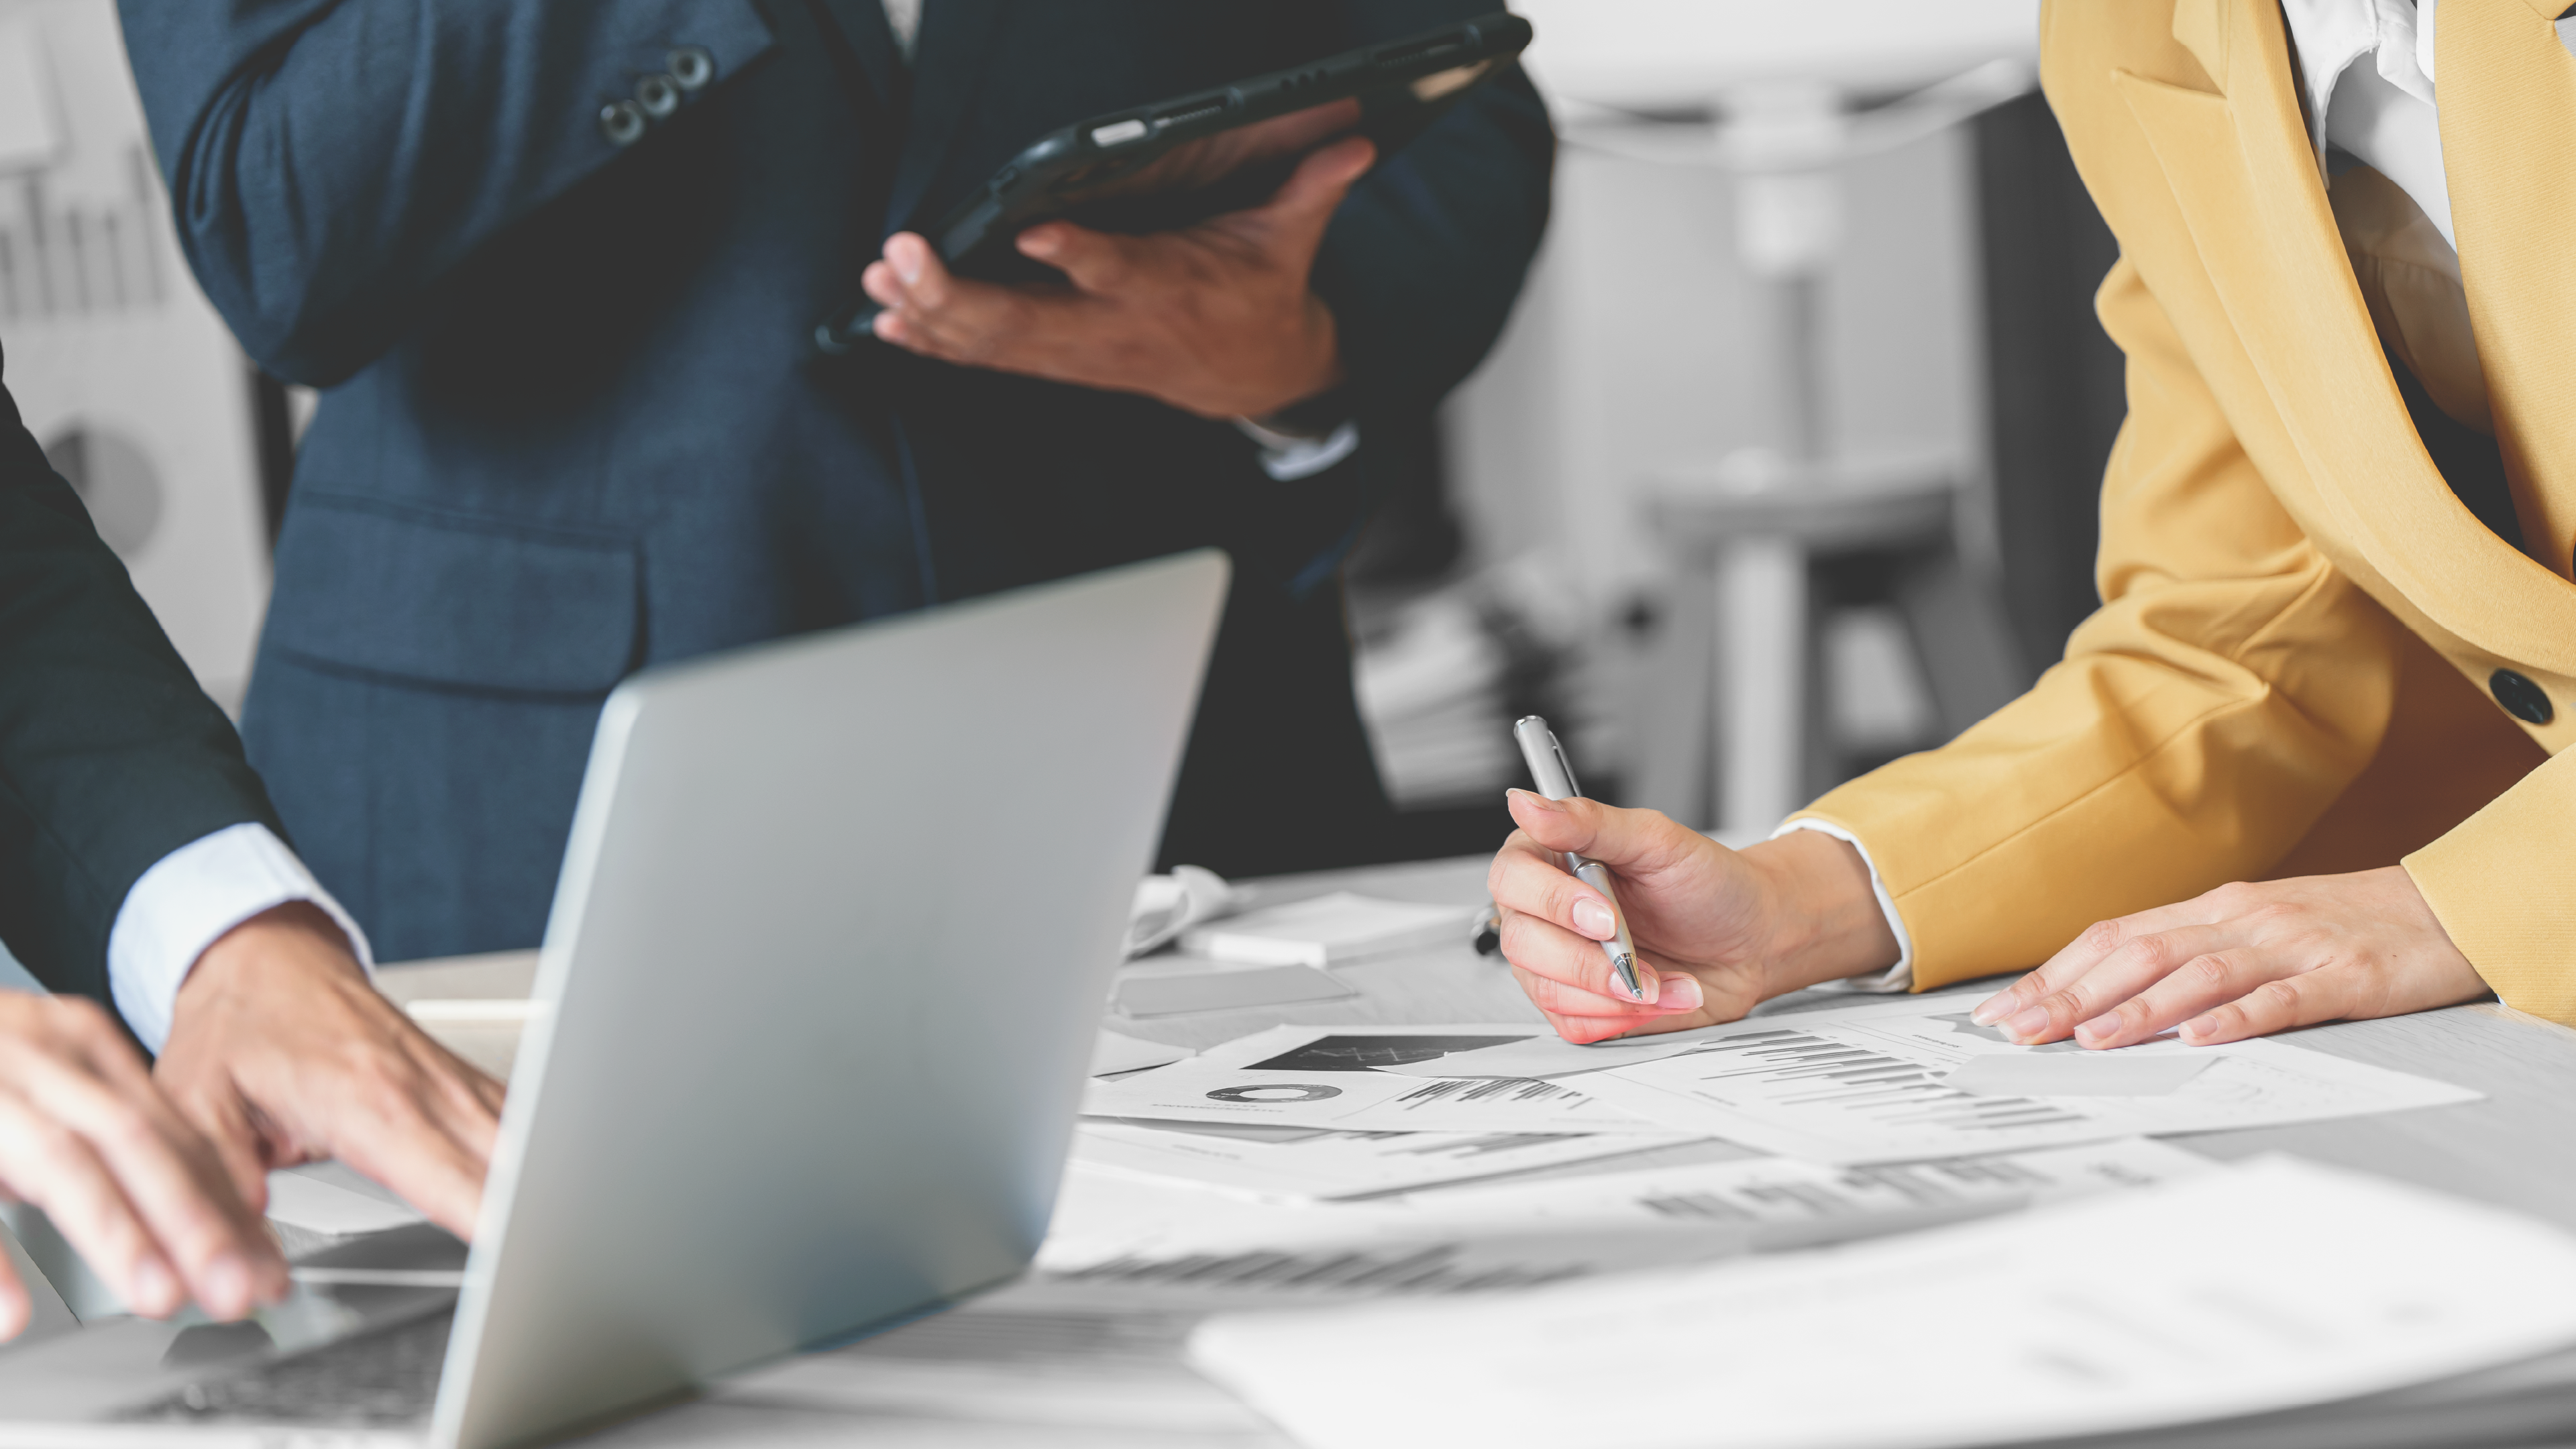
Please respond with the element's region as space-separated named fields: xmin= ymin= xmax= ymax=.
xmin=115 ymin=1307 xmax=451 ymax=1427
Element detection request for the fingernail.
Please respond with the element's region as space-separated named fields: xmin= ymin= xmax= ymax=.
xmin=1970 ymin=995 xmax=2014 ymax=1026
xmin=2074 ymin=1014 xmax=2120 ymax=1044
xmin=2181 ymin=1014 xmax=2218 ymax=1041
xmin=1507 ymin=788 xmax=1561 ymax=814
xmin=130 ymin=1257 xmax=178 ymax=1316
xmin=893 ymin=241 xmax=922 ymax=286
xmin=1019 ymin=229 xmax=1059 ymax=258
xmin=203 ymin=1256 xmax=250 ymax=1318
xmin=1659 ymin=974 xmax=1703 ymax=1012
xmin=1570 ymin=898 xmax=1615 ymax=939
xmin=2003 ymin=1007 xmax=2050 ymax=1040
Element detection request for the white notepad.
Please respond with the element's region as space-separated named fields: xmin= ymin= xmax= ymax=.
xmin=1179 ymin=892 xmax=1475 ymax=967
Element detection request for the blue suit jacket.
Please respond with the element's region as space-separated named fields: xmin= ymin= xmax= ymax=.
xmin=118 ymin=0 xmax=1552 ymax=961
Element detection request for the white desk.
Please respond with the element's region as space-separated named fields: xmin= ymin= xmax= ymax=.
xmin=377 ymin=856 xmax=2576 ymax=1448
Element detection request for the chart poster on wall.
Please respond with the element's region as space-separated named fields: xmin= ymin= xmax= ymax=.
xmin=0 ymin=0 xmax=271 ymax=710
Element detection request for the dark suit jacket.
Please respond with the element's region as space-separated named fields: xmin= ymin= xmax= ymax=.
xmin=118 ymin=0 xmax=1554 ymax=962
xmin=0 ymin=339 xmax=285 ymax=1010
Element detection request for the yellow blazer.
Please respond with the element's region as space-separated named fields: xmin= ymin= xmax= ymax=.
xmin=1791 ymin=0 xmax=2576 ymax=1020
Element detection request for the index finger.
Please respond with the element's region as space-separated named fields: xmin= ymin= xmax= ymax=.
xmin=1487 ymin=830 xmax=1613 ymax=937
xmin=1970 ymin=900 xmax=2209 ymax=1029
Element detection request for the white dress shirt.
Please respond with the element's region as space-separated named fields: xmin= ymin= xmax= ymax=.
xmin=882 ymin=0 xmax=922 ymax=59
xmin=107 ymin=824 xmax=372 ymax=1053
xmin=2284 ymin=0 xmax=2454 ymax=240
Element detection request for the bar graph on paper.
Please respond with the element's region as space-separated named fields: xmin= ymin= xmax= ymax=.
xmin=1569 ymin=998 xmax=2483 ymax=1163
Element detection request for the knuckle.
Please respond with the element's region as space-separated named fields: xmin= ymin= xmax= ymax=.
xmin=2080 ymin=919 xmax=2125 ymax=955
xmin=2243 ymin=902 xmax=2302 ymax=934
xmin=2204 ymin=881 xmax=2260 ymax=914
xmin=2184 ymin=953 xmax=2236 ymax=991
xmin=2122 ymin=934 xmax=2178 ymax=973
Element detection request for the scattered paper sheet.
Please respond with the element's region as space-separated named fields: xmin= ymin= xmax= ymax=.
xmin=1091 ymin=1030 xmax=1194 ymax=1077
xmin=1181 ymin=892 xmax=1477 ymax=968
xmin=1570 ymin=997 xmax=2481 ymax=1162
xmin=1191 ymin=1157 xmax=2576 ymax=1449
xmin=1042 ymin=1159 xmax=1825 ymax=1299
xmin=1112 ymin=964 xmax=1356 ymax=1018
xmin=1374 ymin=1027 xmax=1724 ymax=1079
xmin=1126 ymin=865 xmax=1242 ymax=958
xmin=1082 ymin=1023 xmax=1656 ymax=1132
xmin=1402 ymin=1136 xmax=2214 ymax=1228
xmin=1072 ymin=1118 xmax=1693 ymax=1201
xmin=1945 ymin=1051 xmax=2212 ymax=1097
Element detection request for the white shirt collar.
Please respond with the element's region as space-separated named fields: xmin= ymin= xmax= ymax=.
xmin=2280 ymin=0 xmax=2455 ymax=244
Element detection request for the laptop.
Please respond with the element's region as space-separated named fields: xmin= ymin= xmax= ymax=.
xmin=0 ymin=550 xmax=1230 ymax=1447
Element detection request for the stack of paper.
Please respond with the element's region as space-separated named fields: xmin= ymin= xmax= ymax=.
xmin=1189 ymin=1157 xmax=2576 ymax=1449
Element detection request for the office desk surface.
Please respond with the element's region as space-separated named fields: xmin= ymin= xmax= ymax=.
xmin=376 ymin=855 xmax=2576 ymax=1448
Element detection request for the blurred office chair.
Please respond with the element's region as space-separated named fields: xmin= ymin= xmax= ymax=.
xmin=1529 ymin=1 xmax=2038 ymax=835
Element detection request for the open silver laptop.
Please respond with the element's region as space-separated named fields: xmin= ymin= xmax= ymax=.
xmin=0 ymin=550 xmax=1230 ymax=1447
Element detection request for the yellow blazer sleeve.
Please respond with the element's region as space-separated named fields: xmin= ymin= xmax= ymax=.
xmin=1788 ymin=256 xmax=2404 ymax=989
xmin=2405 ymin=748 xmax=2576 ymax=1021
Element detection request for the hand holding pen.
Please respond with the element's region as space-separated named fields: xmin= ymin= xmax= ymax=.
xmin=1509 ymin=717 xmax=1651 ymax=1001
xmin=1488 ymin=749 xmax=1902 ymax=1042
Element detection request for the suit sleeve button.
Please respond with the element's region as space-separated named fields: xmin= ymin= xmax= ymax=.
xmin=635 ymin=72 xmax=680 ymax=117
xmin=599 ymin=99 xmax=648 ymax=146
xmin=2491 ymin=669 xmax=2554 ymax=725
xmin=669 ymin=46 xmax=716 ymax=90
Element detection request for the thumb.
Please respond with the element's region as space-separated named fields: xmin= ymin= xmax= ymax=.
xmin=1241 ymin=133 xmax=1377 ymax=249
xmin=1505 ymin=790 xmax=1707 ymax=875
xmin=1018 ymin=221 xmax=1140 ymax=295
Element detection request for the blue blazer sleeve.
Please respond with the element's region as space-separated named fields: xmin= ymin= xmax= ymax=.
xmin=1311 ymin=3 xmax=1556 ymax=420
xmin=115 ymin=0 xmax=777 ymax=386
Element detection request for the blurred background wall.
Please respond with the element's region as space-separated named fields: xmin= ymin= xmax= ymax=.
xmin=0 ymin=0 xmax=272 ymax=710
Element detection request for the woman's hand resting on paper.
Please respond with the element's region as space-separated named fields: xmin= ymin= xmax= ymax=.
xmin=1487 ymin=791 xmax=1899 ymax=1044
xmin=1968 ymin=867 xmax=2491 ymax=1049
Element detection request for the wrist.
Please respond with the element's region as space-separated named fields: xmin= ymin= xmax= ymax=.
xmin=182 ymin=903 xmax=365 ymax=1006
xmin=1244 ymin=294 xmax=1345 ymax=423
xmin=1739 ymin=830 xmax=1902 ymax=994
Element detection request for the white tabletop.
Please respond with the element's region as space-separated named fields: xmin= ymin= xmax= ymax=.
xmin=379 ymin=854 xmax=2576 ymax=1447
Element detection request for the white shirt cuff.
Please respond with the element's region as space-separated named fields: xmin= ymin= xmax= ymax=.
xmin=107 ymin=823 xmax=374 ymax=1053
xmin=1770 ymin=819 xmax=1913 ymax=991
xmin=1232 ymin=417 xmax=1361 ymax=482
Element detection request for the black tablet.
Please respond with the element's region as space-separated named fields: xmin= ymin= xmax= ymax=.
xmin=814 ymin=11 xmax=1535 ymax=354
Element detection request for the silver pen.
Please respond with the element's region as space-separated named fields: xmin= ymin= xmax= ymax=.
xmin=1509 ymin=715 xmax=1646 ymax=1001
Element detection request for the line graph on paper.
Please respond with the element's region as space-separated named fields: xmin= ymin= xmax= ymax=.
xmin=1568 ymin=998 xmax=2482 ymax=1164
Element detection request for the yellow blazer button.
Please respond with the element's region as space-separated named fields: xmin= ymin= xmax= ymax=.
xmin=2491 ymin=669 xmax=2554 ymax=725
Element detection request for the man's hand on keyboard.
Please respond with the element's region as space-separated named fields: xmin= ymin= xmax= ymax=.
xmin=154 ymin=904 xmax=505 ymax=1240
xmin=0 ymin=991 xmax=287 ymax=1336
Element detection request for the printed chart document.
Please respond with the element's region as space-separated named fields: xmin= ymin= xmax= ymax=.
xmin=1401 ymin=1136 xmax=2213 ymax=1230
xmin=1073 ymin=1118 xmax=1693 ymax=1201
xmin=1570 ymin=996 xmax=2481 ymax=1162
xmin=1083 ymin=1023 xmax=1656 ymax=1132
xmin=1190 ymin=1157 xmax=2576 ymax=1449
xmin=1038 ymin=1164 xmax=1735 ymax=1297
